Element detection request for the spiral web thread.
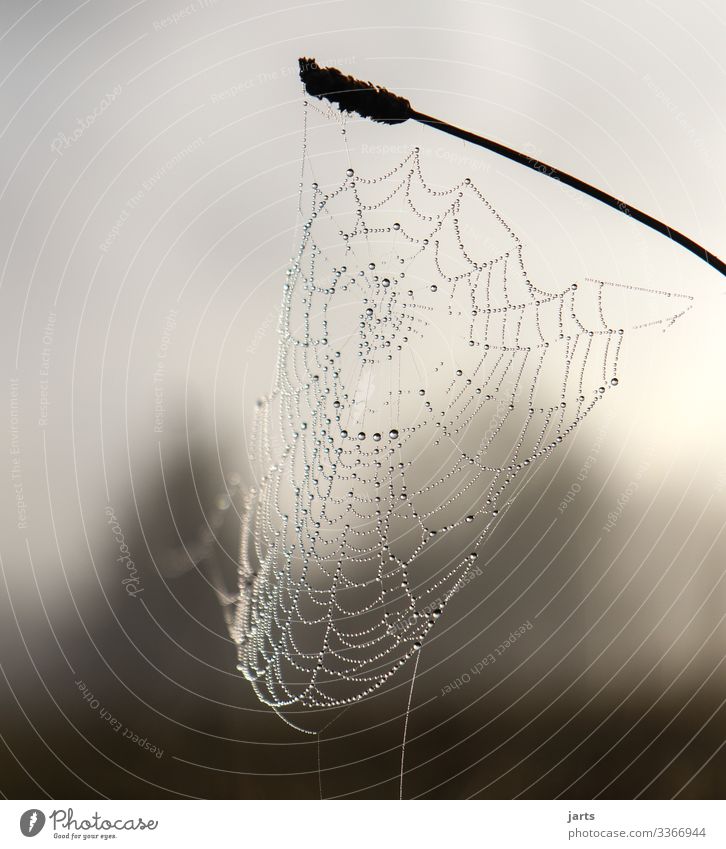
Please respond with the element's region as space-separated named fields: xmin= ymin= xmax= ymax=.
xmin=229 ymin=100 xmax=692 ymax=726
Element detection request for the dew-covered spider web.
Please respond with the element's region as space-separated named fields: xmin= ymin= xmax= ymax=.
xmin=228 ymin=99 xmax=692 ymax=729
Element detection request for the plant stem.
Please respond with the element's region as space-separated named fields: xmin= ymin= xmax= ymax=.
xmin=411 ymin=110 xmax=726 ymax=278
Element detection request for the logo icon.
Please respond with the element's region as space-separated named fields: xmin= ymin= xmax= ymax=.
xmin=19 ymin=810 xmax=45 ymax=837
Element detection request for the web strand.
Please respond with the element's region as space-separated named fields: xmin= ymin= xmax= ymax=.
xmin=228 ymin=101 xmax=692 ymax=726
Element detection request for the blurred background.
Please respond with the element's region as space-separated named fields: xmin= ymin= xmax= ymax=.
xmin=0 ymin=0 xmax=724 ymax=799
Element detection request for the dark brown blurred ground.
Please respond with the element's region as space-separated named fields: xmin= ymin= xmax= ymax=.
xmin=2 ymin=500 xmax=724 ymax=800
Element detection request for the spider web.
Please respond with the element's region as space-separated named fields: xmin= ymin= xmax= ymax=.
xmin=228 ymin=99 xmax=692 ymax=726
